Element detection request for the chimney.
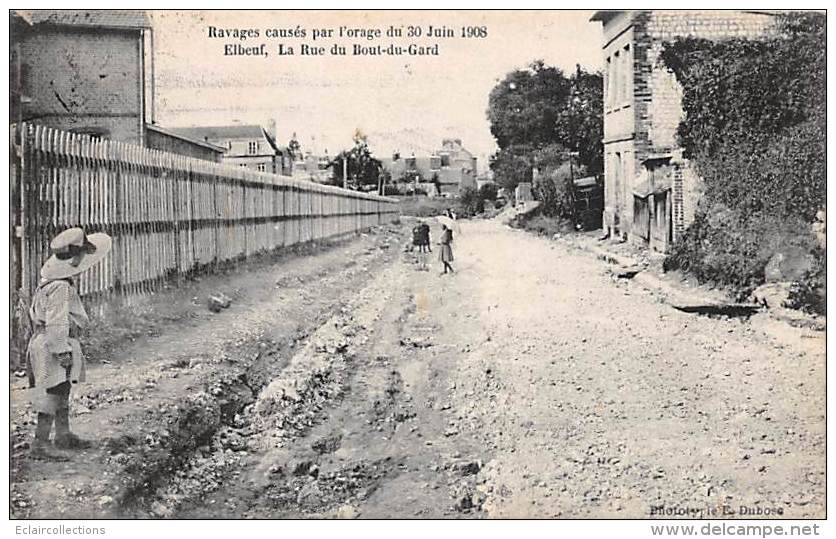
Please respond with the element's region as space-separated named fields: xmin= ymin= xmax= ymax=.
xmin=267 ymin=118 xmax=278 ymax=142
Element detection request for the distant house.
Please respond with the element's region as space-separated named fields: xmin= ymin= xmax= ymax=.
xmin=381 ymin=138 xmax=477 ymax=196
xmin=292 ymin=151 xmax=333 ymax=183
xmin=170 ymin=125 xmax=293 ymax=176
xmin=10 ymin=10 xmax=154 ymax=145
xmin=590 ymin=10 xmax=776 ymax=251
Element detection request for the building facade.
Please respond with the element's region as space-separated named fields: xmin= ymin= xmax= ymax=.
xmin=170 ymin=125 xmax=293 ymax=175
xmin=591 ymin=10 xmax=776 ymax=250
xmin=11 ymin=10 xmax=154 ymax=145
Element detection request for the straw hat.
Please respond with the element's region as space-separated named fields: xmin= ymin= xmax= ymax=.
xmin=40 ymin=227 xmax=112 ymax=280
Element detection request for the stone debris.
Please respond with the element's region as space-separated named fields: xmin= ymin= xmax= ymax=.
xmin=208 ymin=293 xmax=233 ymax=313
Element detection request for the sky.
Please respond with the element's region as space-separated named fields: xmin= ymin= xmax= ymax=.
xmin=151 ymin=10 xmax=603 ymax=172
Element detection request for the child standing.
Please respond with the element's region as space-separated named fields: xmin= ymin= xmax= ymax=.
xmin=438 ymin=224 xmax=454 ymax=275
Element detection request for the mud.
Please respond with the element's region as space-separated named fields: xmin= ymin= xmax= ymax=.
xmin=10 ymin=218 xmax=825 ymax=519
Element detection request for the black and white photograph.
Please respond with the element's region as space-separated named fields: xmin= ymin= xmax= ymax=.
xmin=5 ymin=5 xmax=828 ymax=534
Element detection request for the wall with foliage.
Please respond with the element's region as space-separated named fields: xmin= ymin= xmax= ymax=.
xmin=661 ymin=13 xmax=825 ymax=310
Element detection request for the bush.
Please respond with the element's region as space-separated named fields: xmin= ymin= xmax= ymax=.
xmin=479 ymin=182 xmax=499 ymax=202
xmin=784 ymin=251 xmax=826 ymax=315
xmin=397 ymin=196 xmax=451 ymax=218
xmin=663 ymin=204 xmax=820 ymax=296
xmin=457 ymin=187 xmax=484 ymax=217
xmin=660 ymin=13 xmax=824 ymax=222
xmin=534 ymin=174 xmax=574 ymax=220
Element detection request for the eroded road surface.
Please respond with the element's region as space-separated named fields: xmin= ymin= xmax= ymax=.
xmin=11 ymin=219 xmax=825 ymax=519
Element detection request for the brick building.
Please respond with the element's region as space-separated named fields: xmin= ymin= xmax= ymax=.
xmin=11 ymin=10 xmax=221 ymax=162
xmin=170 ymin=125 xmax=293 ymax=176
xmin=590 ymin=10 xmax=776 ymax=251
xmin=11 ymin=10 xmax=154 ymax=145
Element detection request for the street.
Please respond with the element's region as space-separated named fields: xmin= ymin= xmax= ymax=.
xmin=10 ymin=218 xmax=825 ymax=519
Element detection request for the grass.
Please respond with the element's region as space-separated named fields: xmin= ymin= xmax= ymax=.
xmin=395 ymin=195 xmax=457 ymax=218
xmin=509 ymin=212 xmax=574 ymax=237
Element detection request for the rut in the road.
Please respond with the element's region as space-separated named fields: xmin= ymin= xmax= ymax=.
xmin=139 ymin=260 xmax=406 ymax=518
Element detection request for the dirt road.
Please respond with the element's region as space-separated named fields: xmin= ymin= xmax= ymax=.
xmin=11 ymin=218 xmax=825 ymax=519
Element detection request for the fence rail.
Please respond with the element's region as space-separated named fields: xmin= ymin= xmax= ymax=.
xmin=10 ymin=122 xmax=399 ymax=335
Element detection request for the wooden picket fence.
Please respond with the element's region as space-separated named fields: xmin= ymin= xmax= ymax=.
xmin=9 ymin=122 xmax=399 ymax=365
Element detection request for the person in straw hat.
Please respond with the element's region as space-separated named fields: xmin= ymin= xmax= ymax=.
xmin=27 ymin=227 xmax=111 ymax=460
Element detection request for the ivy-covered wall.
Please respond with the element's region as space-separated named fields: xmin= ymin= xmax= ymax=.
xmin=661 ymin=13 xmax=825 ymax=311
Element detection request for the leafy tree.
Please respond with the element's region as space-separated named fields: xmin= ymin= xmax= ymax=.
xmin=328 ymin=132 xmax=382 ymax=190
xmin=486 ymin=62 xmax=603 ymax=210
xmin=488 ymin=145 xmax=533 ymax=194
xmin=487 ymin=61 xmax=572 ymax=150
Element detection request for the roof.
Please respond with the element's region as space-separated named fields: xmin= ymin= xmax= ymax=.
xmin=591 ymin=9 xmax=781 ymax=24
xmin=170 ymin=125 xmax=286 ymax=154
xmin=145 ymin=124 xmax=226 ymax=153
xmin=15 ymin=10 xmax=152 ymax=30
xmin=589 ymin=11 xmax=624 ymax=23
xmin=633 ymin=178 xmax=672 ymax=198
xmin=170 ymin=125 xmax=267 ymax=142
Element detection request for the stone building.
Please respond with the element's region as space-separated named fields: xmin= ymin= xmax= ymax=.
xmin=170 ymin=125 xmax=293 ymax=176
xmin=590 ymin=10 xmax=776 ymax=251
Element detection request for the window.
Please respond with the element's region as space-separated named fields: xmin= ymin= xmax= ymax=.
xmin=440 ymin=154 xmax=451 ymax=167
xmin=612 ymin=51 xmax=620 ymax=109
xmin=430 ymin=156 xmax=442 ymax=170
xmin=605 ymin=56 xmax=612 ymax=108
xmin=248 ymin=141 xmax=258 ymax=155
xmin=257 ymin=163 xmax=267 ymax=172
xmin=614 ymin=152 xmax=622 ymax=204
xmin=621 ymin=45 xmax=631 ymax=104
xmin=239 ymin=163 xmax=248 ymax=168
xmin=405 ymin=157 xmax=417 ymax=169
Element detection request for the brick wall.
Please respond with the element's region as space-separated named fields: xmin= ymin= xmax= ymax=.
xmin=19 ymin=26 xmax=144 ymax=144
xmin=642 ymin=11 xmax=776 ymax=153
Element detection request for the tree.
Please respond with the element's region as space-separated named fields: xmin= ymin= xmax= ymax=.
xmin=487 ymin=61 xmax=572 ymax=150
xmin=478 ymin=182 xmax=498 ymax=202
xmin=487 ymin=61 xmax=603 ymax=175
xmin=328 ymin=131 xmax=382 ymax=190
xmin=488 ymin=145 xmax=532 ymax=194
xmin=287 ymin=132 xmax=302 ymax=161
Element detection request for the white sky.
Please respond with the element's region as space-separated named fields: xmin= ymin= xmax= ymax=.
xmin=151 ymin=10 xmax=603 ymax=171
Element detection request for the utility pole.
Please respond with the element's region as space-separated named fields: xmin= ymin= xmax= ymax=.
xmin=567 ymin=69 xmax=582 ymax=229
